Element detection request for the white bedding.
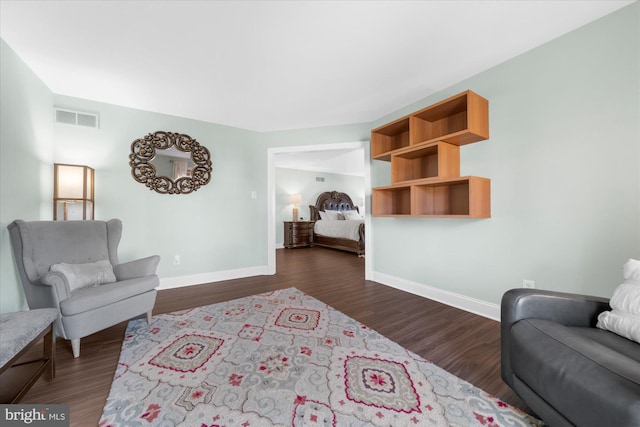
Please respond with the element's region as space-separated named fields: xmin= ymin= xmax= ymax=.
xmin=314 ymin=219 xmax=364 ymax=241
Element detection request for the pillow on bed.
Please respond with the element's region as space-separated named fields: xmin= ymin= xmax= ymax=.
xmin=342 ymin=210 xmax=362 ymax=220
xmin=320 ymin=210 xmax=343 ymax=220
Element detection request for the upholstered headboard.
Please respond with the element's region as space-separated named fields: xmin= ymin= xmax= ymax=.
xmin=309 ymin=191 xmax=359 ymax=221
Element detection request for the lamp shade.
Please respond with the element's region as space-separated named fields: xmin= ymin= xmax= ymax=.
xmin=289 ymin=193 xmax=302 ymax=205
xmin=54 ymin=163 xmax=94 ymax=220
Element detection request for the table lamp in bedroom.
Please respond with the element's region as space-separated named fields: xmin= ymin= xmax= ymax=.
xmin=290 ymin=193 xmax=302 ymax=221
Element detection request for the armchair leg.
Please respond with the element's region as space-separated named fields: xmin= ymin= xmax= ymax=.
xmin=147 ymin=310 xmax=152 ymax=324
xmin=71 ymin=339 xmax=80 ymax=358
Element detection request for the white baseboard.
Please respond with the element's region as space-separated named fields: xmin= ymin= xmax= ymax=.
xmin=159 ymin=266 xmax=270 ymax=290
xmin=372 ymin=271 xmax=500 ymax=321
xmin=158 ymin=267 xmax=499 ymax=320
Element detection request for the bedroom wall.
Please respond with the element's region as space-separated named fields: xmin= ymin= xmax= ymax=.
xmin=370 ymin=3 xmax=639 ymax=314
xmin=275 ymin=167 xmax=365 ymax=246
xmin=0 ymin=40 xmax=54 ymax=313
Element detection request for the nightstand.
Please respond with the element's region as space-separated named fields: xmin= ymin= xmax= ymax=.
xmin=283 ymin=221 xmax=314 ymax=248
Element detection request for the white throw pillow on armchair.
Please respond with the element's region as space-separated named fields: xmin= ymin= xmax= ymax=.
xmin=50 ymin=259 xmax=116 ymax=292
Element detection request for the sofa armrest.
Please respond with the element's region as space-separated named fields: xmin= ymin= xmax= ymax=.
xmin=500 ymin=288 xmax=610 ymax=386
xmin=114 ymin=255 xmax=160 ymax=281
xmin=501 ymin=288 xmax=610 ymax=328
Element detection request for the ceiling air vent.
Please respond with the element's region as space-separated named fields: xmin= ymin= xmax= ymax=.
xmin=316 ymin=177 xmax=325 ymax=182
xmin=54 ymin=108 xmax=99 ymax=128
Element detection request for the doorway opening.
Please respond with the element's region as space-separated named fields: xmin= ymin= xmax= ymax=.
xmin=267 ymin=141 xmax=372 ymax=279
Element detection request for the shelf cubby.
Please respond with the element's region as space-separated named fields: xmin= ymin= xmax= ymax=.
xmin=391 ymin=141 xmax=460 ymax=184
xmin=410 ymin=90 xmax=489 ymax=146
xmin=413 ymin=177 xmax=490 ymax=218
xmin=372 ymin=185 xmax=412 ymax=216
xmin=371 ymin=117 xmax=410 ymax=160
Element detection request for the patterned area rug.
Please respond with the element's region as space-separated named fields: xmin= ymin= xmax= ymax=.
xmin=99 ymin=288 xmax=542 ymax=426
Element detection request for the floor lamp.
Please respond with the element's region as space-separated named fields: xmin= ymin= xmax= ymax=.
xmin=53 ymin=163 xmax=95 ymax=220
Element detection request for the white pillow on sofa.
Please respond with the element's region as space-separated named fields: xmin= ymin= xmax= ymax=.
xmin=623 ymin=258 xmax=640 ymax=281
xmin=50 ymin=259 xmax=116 ymax=291
xmin=596 ymin=258 xmax=640 ymax=344
xmin=597 ymin=310 xmax=640 ymax=344
xmin=609 ymin=282 xmax=640 ymax=315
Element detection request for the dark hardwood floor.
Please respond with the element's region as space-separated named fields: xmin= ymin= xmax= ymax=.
xmin=19 ymin=247 xmax=528 ymax=425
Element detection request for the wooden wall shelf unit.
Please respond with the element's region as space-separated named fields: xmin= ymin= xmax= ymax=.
xmin=372 ymin=90 xmax=491 ymax=218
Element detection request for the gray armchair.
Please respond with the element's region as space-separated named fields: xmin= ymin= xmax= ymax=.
xmin=501 ymin=289 xmax=640 ymax=427
xmin=8 ymin=219 xmax=160 ymax=358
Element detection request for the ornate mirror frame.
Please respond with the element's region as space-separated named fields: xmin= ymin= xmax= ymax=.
xmin=129 ymin=131 xmax=213 ymax=194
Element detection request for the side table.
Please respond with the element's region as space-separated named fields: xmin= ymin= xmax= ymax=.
xmin=0 ymin=308 xmax=57 ymax=403
xmin=283 ymin=221 xmax=314 ymax=248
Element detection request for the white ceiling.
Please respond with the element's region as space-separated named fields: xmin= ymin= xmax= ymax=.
xmin=0 ymin=1 xmax=633 ymax=133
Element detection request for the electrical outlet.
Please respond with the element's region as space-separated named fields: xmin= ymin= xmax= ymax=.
xmin=522 ymin=279 xmax=535 ymax=289
xmin=173 ymin=255 xmax=181 ymax=265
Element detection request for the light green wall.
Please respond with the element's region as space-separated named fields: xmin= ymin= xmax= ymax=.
xmin=0 ymin=40 xmax=54 ymax=313
xmin=371 ymin=3 xmax=639 ymax=303
xmin=275 ymin=167 xmax=364 ymax=246
xmin=52 ymin=95 xmax=266 ymax=279
xmin=49 ymin=96 xmax=371 ymax=283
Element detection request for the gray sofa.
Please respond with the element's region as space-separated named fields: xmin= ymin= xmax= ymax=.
xmin=501 ymin=289 xmax=640 ymax=427
xmin=8 ymin=219 xmax=160 ymax=358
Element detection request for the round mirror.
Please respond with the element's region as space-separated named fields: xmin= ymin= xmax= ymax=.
xmin=129 ymin=131 xmax=212 ymax=194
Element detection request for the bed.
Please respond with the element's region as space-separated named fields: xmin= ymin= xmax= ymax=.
xmin=309 ymin=191 xmax=365 ymax=256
